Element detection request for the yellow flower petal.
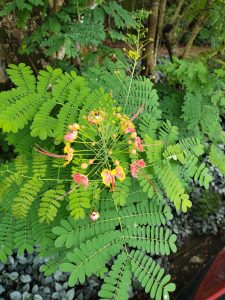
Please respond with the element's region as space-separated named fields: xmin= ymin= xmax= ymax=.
xmin=112 ymin=166 xmax=126 ymax=181
xmin=101 ymin=169 xmax=113 ymax=186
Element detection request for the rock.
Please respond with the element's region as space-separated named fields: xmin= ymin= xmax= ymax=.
xmin=59 ymin=290 xmax=67 ymax=298
xmin=128 ymin=286 xmax=134 ymax=299
xmin=84 ymin=287 xmax=97 ymax=299
xmin=55 ymin=282 xmax=62 ymax=291
xmin=32 ymin=285 xmax=39 ymax=294
xmin=52 ymin=292 xmax=61 ymax=299
xmin=20 ymin=274 xmax=32 ymax=283
xmin=23 ymin=283 xmax=30 ymax=292
xmin=53 ymin=270 xmax=63 ymax=281
xmin=189 ymin=256 xmax=204 ymax=264
xmin=44 ymin=276 xmax=53 ymax=285
xmin=22 ymin=291 xmax=31 ymax=299
xmin=26 ymin=266 xmax=33 ymax=274
xmin=43 ymin=287 xmax=51 ymax=294
xmin=76 ymin=294 xmax=83 ymax=300
xmin=33 ymin=257 xmax=44 ymax=268
xmin=62 ymin=282 xmax=68 ymax=289
xmin=8 ymin=256 xmax=15 ymax=265
xmin=66 ymin=289 xmax=75 ymax=300
xmin=0 ymin=264 xmax=4 ymax=272
xmin=18 ymin=256 xmax=28 ymax=265
xmin=34 ymin=295 xmax=43 ymax=300
xmin=58 ymin=273 xmax=68 ymax=282
xmin=27 ymin=254 xmax=33 ymax=264
xmin=9 ymin=272 xmax=19 ymax=281
xmin=0 ymin=285 xmax=5 ymax=295
xmin=10 ymin=291 xmax=22 ymax=300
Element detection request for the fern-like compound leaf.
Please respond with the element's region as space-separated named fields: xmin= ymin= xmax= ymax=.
xmin=60 ymin=231 xmax=124 ymax=286
xmin=159 ymin=120 xmax=179 ymax=144
xmin=6 ymin=63 xmax=36 ymax=93
xmin=39 ymin=185 xmax=65 ymax=224
xmin=98 ymin=252 xmax=132 ymax=300
xmin=14 ymin=217 xmax=34 ymax=255
xmin=124 ymin=226 xmax=177 ymax=255
xmin=113 ymin=177 xmax=131 ymax=206
xmin=155 ymin=163 xmax=192 ymax=212
xmin=30 ymin=98 xmax=57 ymax=140
xmin=130 ymin=250 xmax=176 ymax=300
xmin=0 ymin=212 xmax=15 ymax=262
xmin=209 ymin=144 xmax=225 ymax=176
xmin=12 ymin=178 xmax=44 ymax=218
xmin=68 ymin=184 xmax=92 ymax=220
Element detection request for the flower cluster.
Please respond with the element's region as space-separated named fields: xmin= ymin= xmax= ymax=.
xmin=127 ymin=49 xmax=140 ymax=61
xmin=36 ymin=105 xmax=149 ymax=221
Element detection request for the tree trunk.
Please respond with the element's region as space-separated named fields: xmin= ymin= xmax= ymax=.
xmin=169 ymin=0 xmax=185 ymax=25
xmin=182 ymin=14 xmax=207 ymax=58
xmin=143 ymin=0 xmax=160 ymax=75
xmin=154 ymin=0 xmax=167 ymax=63
xmin=48 ymin=0 xmax=64 ymax=13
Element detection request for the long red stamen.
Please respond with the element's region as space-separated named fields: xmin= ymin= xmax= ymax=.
xmin=130 ymin=105 xmax=144 ymax=121
xmin=34 ymin=145 xmax=67 ymax=158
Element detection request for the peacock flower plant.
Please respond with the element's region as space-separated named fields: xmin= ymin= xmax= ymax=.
xmin=35 ymin=104 xmax=157 ymax=221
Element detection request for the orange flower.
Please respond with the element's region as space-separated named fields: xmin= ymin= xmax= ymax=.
xmin=134 ymin=136 xmax=144 ymax=152
xmin=73 ymin=173 xmax=89 ymax=189
xmin=64 ymin=143 xmax=74 ymax=166
xmin=64 ymin=130 xmax=78 ymax=142
xmin=111 ymin=166 xmax=125 ymax=181
xmin=101 ymin=166 xmax=125 ymax=189
xmin=130 ymin=159 xmax=146 ymax=178
xmin=101 ymin=169 xmax=115 ymax=187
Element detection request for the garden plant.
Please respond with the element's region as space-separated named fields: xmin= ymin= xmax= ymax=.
xmin=0 ymin=1 xmax=224 ymax=300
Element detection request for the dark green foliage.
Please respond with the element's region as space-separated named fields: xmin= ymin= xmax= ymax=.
xmin=130 ymin=250 xmax=176 ymax=300
xmin=159 ymin=58 xmax=225 ymax=144
xmin=98 ymin=252 xmax=132 ymax=300
xmin=209 ymin=144 xmax=225 ymax=177
xmin=192 ymin=189 xmax=222 ymax=218
xmin=158 ymin=58 xmax=225 ymax=188
xmin=1 ymin=0 xmax=136 ymax=60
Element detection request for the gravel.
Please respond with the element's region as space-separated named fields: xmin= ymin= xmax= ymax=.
xmin=0 ymin=286 xmax=5 ymax=295
xmin=20 ymin=275 xmax=32 ymax=284
xmin=0 ymin=251 xmax=101 ymax=300
xmin=10 ymin=291 xmax=22 ymax=300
